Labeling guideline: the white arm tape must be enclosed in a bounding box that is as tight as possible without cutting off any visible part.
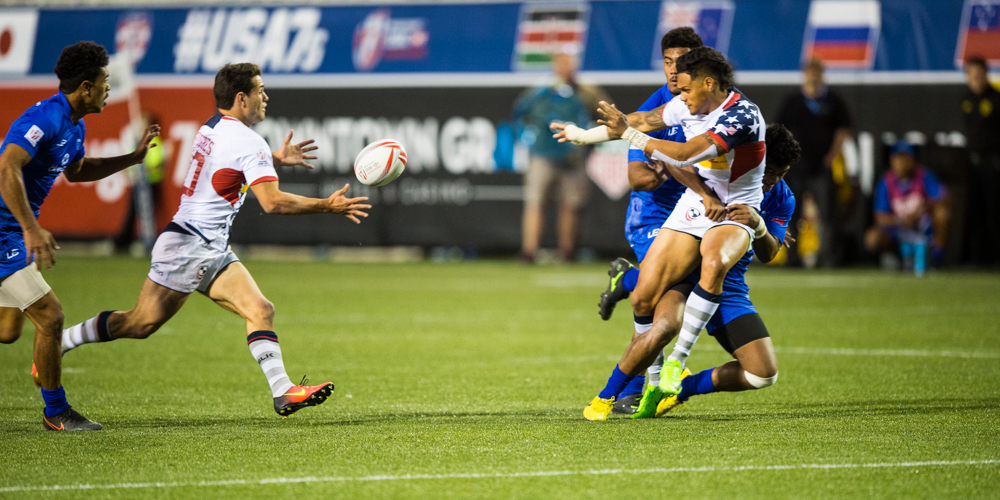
[562,124,610,145]
[650,144,719,168]
[621,127,651,151]
[754,214,768,239]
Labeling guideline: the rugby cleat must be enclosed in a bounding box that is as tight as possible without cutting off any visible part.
[611,393,642,415]
[273,376,335,417]
[43,407,103,431]
[599,258,635,320]
[631,383,664,419]
[659,359,686,396]
[583,396,616,421]
[31,362,40,388]
[655,368,693,417]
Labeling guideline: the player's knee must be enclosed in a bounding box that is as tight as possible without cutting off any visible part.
[630,291,656,316]
[0,329,20,344]
[744,370,778,389]
[134,321,162,339]
[250,298,274,324]
[700,255,731,284]
[35,310,64,337]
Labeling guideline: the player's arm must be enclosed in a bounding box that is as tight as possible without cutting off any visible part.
[250,181,371,223]
[628,160,667,191]
[63,124,160,182]
[271,130,317,169]
[550,103,669,145]
[724,205,783,263]
[0,144,58,268]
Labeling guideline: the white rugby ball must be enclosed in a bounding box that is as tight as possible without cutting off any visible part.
[354,139,407,186]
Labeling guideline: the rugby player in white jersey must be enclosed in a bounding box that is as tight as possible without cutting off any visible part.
[553,47,766,405]
[46,63,371,418]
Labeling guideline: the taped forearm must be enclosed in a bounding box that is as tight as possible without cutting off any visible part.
[649,144,719,168]
[561,124,610,145]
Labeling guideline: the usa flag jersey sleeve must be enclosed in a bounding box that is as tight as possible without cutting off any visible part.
[239,137,278,186]
[705,98,765,154]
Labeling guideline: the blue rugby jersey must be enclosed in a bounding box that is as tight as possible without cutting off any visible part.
[624,83,687,237]
[0,92,86,229]
[722,179,795,296]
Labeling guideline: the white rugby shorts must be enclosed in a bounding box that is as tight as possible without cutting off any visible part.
[147,224,239,294]
[0,262,51,310]
[663,198,755,247]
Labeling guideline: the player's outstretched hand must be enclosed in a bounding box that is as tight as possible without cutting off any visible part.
[133,124,161,163]
[275,130,319,169]
[327,184,371,224]
[783,232,796,248]
[24,225,59,270]
[596,101,628,139]
[550,122,570,142]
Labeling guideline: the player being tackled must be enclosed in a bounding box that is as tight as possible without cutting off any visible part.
[50,63,370,419]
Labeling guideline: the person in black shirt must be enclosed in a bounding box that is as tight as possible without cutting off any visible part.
[776,58,852,268]
[960,57,1000,267]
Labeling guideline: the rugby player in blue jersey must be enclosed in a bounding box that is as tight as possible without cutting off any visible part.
[591,27,703,413]
[588,124,800,419]
[0,42,159,430]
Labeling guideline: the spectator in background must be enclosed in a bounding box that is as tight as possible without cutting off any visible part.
[777,57,852,268]
[960,57,1000,267]
[513,48,609,262]
[865,141,949,275]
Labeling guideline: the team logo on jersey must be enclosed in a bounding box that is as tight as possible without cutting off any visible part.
[685,207,701,221]
[56,139,67,147]
[24,124,43,147]
[352,9,429,72]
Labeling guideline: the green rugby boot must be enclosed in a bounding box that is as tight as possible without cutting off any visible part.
[659,359,685,396]
[631,383,664,419]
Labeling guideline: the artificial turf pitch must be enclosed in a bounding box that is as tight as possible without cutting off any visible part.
[1,257,998,498]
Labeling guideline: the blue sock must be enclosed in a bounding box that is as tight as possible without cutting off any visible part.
[41,386,69,417]
[598,365,634,399]
[622,268,639,292]
[619,374,645,398]
[678,368,717,402]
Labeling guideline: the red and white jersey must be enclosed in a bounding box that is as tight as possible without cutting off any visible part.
[660,90,765,209]
[172,112,278,234]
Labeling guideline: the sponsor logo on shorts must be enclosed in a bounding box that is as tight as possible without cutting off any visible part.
[150,263,164,277]
[685,206,701,222]
[196,265,208,281]
[5,249,20,260]
[646,228,660,239]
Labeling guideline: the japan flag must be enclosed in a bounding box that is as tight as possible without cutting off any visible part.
[0,9,39,75]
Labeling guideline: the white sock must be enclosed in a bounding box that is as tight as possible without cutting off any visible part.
[61,311,115,355]
[668,285,722,366]
[248,331,295,397]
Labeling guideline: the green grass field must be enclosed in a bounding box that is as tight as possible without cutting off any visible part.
[1,257,999,498]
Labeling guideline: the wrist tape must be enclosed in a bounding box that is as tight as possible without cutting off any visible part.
[622,127,651,152]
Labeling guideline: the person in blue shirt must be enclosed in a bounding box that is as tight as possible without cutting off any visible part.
[588,27,702,413]
[864,140,950,274]
[585,124,800,420]
[0,41,159,431]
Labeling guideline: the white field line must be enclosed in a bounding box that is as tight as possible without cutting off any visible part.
[1,459,996,493]
[511,346,1000,364]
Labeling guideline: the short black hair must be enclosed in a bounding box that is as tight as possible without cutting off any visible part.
[54,41,109,94]
[214,63,262,109]
[661,27,703,53]
[765,124,801,169]
[965,56,988,72]
[676,46,734,91]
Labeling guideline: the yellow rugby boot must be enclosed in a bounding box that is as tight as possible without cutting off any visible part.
[583,396,616,421]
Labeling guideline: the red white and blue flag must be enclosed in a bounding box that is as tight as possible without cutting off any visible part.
[955,0,1000,68]
[802,0,881,69]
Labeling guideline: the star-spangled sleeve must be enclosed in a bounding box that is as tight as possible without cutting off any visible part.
[705,102,763,153]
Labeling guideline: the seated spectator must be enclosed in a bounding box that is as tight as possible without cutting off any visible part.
[865,141,950,274]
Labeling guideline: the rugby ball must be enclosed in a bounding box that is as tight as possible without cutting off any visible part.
[354,139,407,186]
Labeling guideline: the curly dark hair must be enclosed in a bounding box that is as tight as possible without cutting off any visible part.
[765,124,802,169]
[965,56,988,71]
[661,27,703,53]
[54,41,109,94]
[676,46,734,91]
[214,63,262,109]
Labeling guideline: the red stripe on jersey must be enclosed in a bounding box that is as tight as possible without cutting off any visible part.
[729,141,765,182]
[707,131,730,153]
[220,116,240,121]
[723,93,742,110]
[250,176,278,186]
[212,169,246,205]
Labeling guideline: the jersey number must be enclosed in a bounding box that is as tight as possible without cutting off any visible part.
[183,152,206,197]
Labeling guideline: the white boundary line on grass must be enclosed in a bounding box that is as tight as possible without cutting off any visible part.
[2,459,997,493]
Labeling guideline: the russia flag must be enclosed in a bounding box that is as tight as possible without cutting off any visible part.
[956,1,1000,66]
[802,0,881,69]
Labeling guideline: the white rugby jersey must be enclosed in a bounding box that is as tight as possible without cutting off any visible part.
[172,112,278,236]
[660,90,765,209]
